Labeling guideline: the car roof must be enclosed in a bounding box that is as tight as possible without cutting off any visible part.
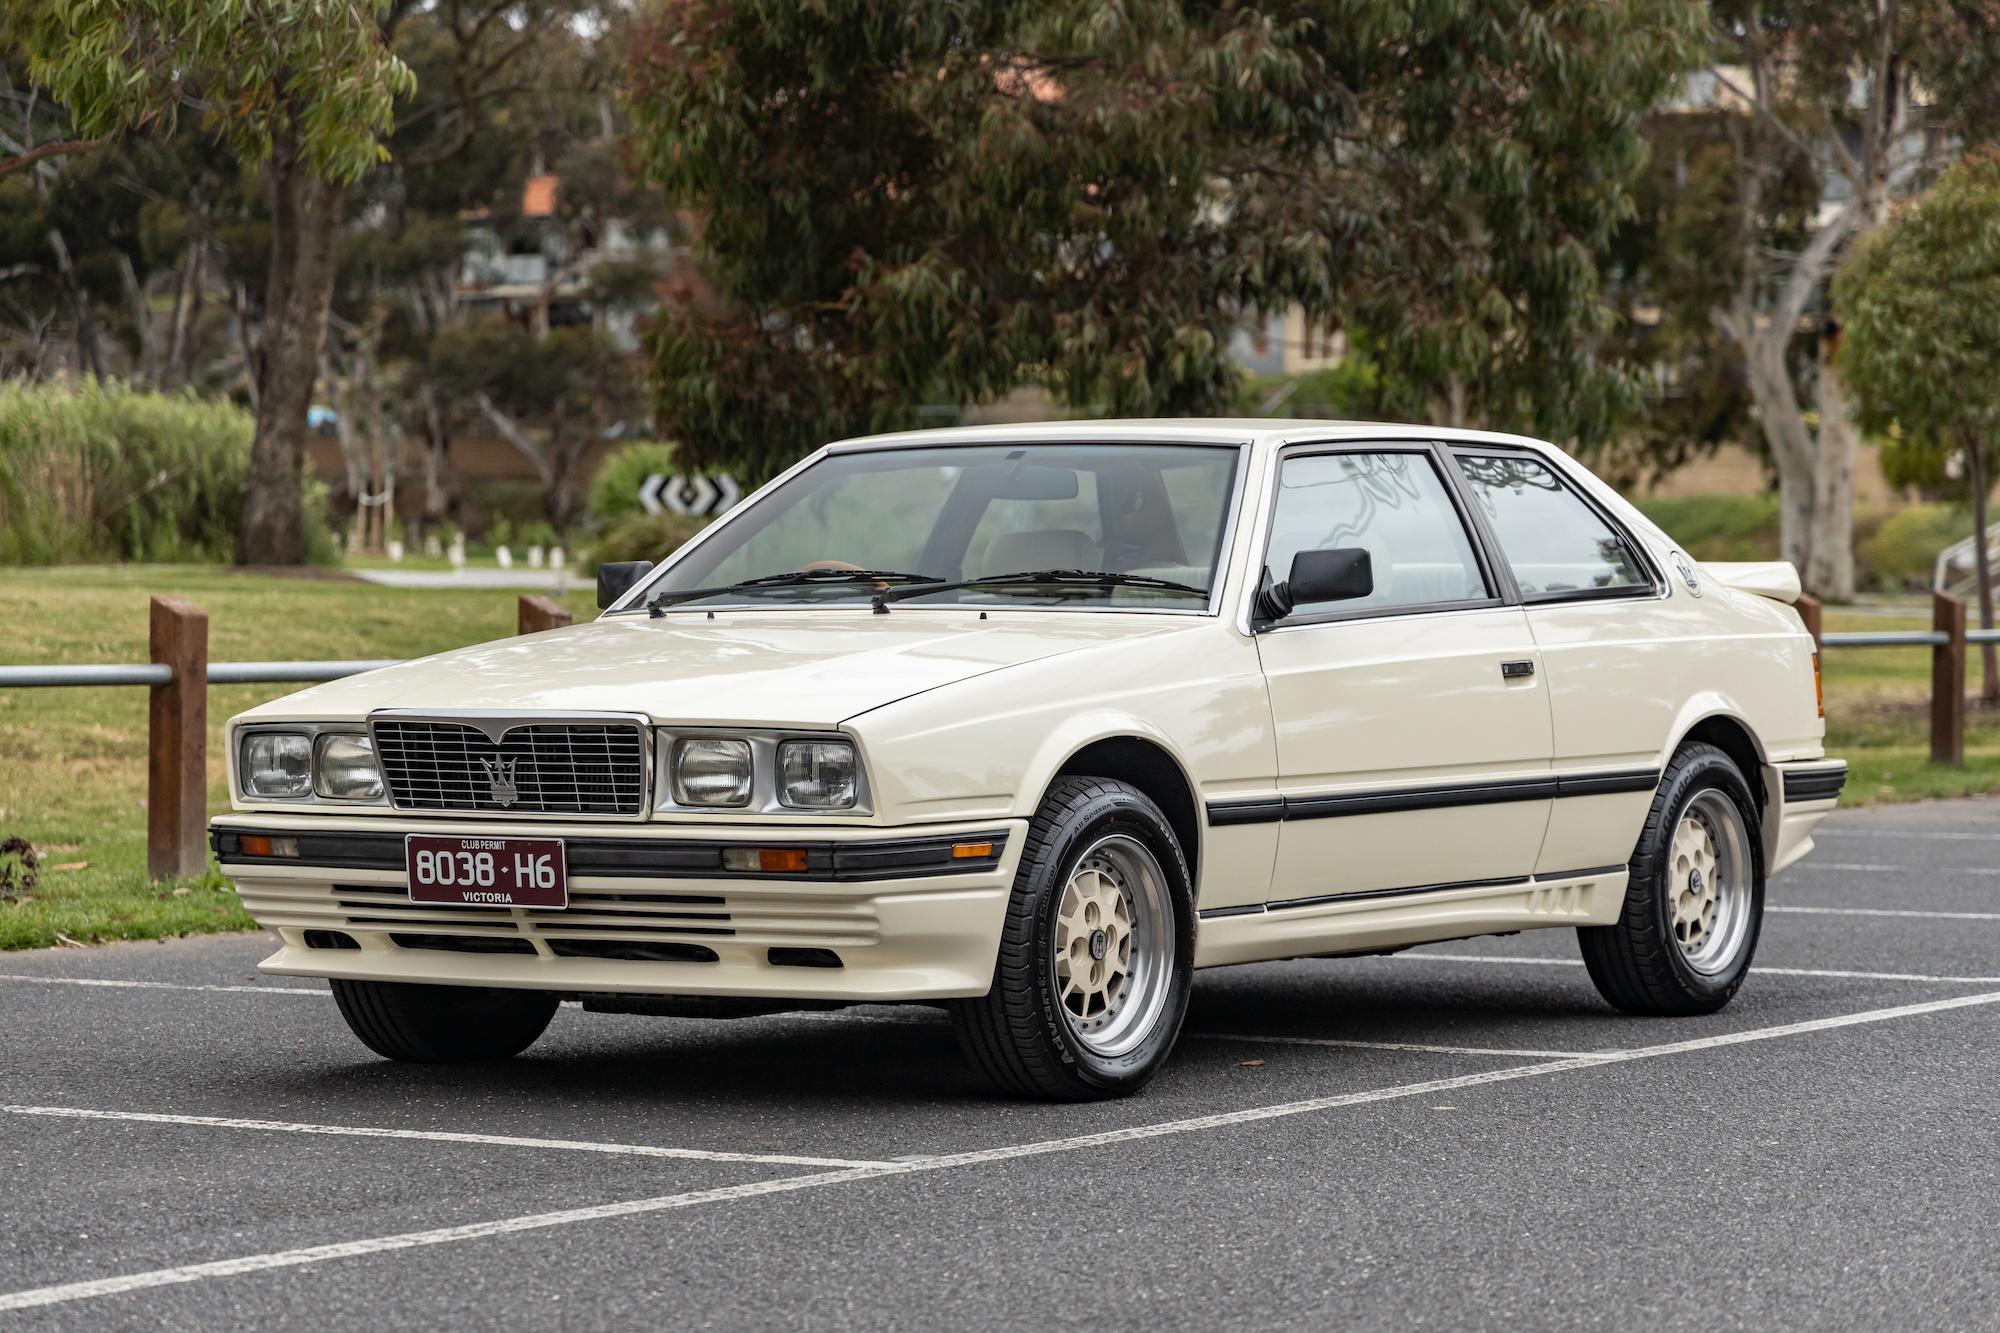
[826,418,1554,453]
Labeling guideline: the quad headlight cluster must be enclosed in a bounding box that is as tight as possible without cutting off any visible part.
[238,729,385,802]
[666,734,860,810]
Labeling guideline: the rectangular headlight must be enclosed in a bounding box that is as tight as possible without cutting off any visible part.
[313,733,383,800]
[240,732,311,799]
[779,740,858,809]
[672,737,753,807]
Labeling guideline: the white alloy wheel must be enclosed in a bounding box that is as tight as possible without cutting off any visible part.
[1667,788,1753,975]
[1049,833,1173,1058]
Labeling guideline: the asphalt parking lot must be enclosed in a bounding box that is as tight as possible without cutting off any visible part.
[5,799,2000,1330]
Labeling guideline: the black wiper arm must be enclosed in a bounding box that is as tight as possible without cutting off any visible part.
[870,568,1209,612]
[648,570,942,615]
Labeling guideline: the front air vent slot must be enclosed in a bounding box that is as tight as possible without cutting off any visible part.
[390,933,538,955]
[547,940,719,963]
[372,719,645,816]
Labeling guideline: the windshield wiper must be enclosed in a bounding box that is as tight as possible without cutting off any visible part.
[869,568,1209,613]
[648,570,942,615]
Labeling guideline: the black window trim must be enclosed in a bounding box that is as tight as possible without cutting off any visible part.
[1251,440,1514,632]
[1440,441,1667,607]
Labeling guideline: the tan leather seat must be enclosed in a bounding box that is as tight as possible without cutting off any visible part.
[978,529,1100,577]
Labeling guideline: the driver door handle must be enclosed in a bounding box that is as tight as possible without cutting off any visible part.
[1500,660,1535,679]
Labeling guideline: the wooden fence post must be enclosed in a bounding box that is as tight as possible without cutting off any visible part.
[1932,590,1968,767]
[148,595,208,881]
[517,594,573,635]
[1794,592,1823,654]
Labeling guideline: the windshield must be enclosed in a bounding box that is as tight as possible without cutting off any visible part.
[640,443,1241,610]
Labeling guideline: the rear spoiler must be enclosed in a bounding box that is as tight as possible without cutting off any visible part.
[1703,561,1802,604]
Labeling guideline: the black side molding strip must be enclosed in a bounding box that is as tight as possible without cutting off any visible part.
[1203,769,1660,827]
[1266,875,1530,913]
[1197,864,1626,920]
[1782,763,1848,803]
[210,827,1010,882]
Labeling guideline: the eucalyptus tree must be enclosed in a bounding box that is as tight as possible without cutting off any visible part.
[1836,152,2000,699]
[628,0,1704,481]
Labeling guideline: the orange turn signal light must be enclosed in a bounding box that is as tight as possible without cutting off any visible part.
[951,841,994,859]
[1812,652,1824,718]
[239,834,299,858]
[723,847,810,874]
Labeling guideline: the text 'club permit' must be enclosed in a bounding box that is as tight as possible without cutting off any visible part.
[406,834,566,909]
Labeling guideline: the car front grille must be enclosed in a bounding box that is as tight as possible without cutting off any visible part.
[372,719,646,816]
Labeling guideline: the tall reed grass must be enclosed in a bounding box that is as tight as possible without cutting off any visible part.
[0,381,253,564]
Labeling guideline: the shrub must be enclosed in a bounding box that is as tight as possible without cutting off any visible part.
[0,381,334,565]
[588,440,681,525]
[1635,493,1782,562]
[1866,503,1974,590]
[584,510,706,571]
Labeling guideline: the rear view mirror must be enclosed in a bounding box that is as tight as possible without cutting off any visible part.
[1255,548,1373,621]
[956,464,1081,502]
[597,560,655,609]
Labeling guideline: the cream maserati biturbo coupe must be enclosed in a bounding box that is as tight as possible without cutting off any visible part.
[211,422,1844,1100]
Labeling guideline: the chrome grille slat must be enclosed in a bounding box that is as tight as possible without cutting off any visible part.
[373,719,644,816]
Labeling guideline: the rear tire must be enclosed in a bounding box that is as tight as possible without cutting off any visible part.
[1578,742,1764,1016]
[330,979,558,1062]
[950,777,1194,1101]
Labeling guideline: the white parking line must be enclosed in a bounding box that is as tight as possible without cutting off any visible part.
[1184,1033,1608,1059]
[1769,905,2000,922]
[0,974,323,997]
[1815,830,2000,841]
[1398,953,2000,983]
[0,1105,891,1170]
[7,989,1999,1313]
[1784,864,2000,875]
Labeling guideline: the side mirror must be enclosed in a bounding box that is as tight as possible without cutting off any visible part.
[597,560,655,609]
[1255,548,1373,621]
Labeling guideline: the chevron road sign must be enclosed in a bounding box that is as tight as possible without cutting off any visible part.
[638,474,741,518]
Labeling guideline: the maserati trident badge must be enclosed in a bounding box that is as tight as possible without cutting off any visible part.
[480,754,519,807]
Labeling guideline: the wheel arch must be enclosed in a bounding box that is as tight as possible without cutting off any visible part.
[1669,708,1772,848]
[1049,735,1203,886]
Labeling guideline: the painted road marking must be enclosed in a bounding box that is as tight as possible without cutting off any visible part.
[1185,1033,1610,1059]
[0,974,323,997]
[1769,905,2000,922]
[1397,953,2000,983]
[6,990,1999,1313]
[0,1105,892,1170]
[1814,830,2000,842]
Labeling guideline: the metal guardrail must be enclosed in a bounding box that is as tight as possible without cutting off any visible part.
[1821,630,2000,648]
[0,661,400,688]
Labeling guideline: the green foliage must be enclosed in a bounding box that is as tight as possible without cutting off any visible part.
[0,382,253,564]
[629,0,1703,480]
[1635,493,1782,562]
[588,441,680,525]
[18,0,413,185]
[1864,504,1975,589]
[1837,152,2000,472]
[584,510,706,570]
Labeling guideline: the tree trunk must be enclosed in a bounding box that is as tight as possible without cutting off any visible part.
[1802,348,1858,600]
[1967,430,1998,703]
[419,383,458,528]
[46,228,105,383]
[238,158,345,566]
[116,251,157,385]
[165,240,200,389]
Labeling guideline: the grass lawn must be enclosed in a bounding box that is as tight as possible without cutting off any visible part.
[1818,605,2000,805]
[0,570,1991,952]
[0,566,598,951]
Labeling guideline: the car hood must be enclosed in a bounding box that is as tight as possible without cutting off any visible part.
[239,610,1184,728]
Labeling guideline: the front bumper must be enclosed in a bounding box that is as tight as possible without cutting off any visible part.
[211,814,1024,1001]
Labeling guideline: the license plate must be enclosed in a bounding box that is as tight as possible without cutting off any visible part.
[406,835,566,909]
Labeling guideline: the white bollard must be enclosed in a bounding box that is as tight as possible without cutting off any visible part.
[528,545,545,569]
[387,539,405,562]
[497,545,513,569]
[448,539,466,569]
[550,547,566,571]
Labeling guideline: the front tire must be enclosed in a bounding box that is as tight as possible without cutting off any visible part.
[330,979,558,1062]
[1579,742,1764,1016]
[950,777,1194,1101]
